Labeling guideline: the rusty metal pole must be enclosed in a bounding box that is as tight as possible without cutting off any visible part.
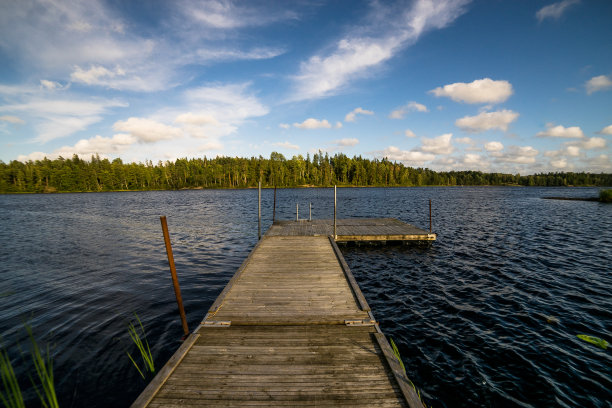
[429,199,432,233]
[273,185,277,223]
[258,180,261,240]
[160,216,189,337]
[334,185,337,239]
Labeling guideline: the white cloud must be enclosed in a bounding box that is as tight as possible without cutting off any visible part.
[494,146,539,164]
[586,75,612,94]
[455,137,473,144]
[536,0,580,22]
[463,153,482,164]
[175,112,219,126]
[272,141,300,150]
[430,78,513,104]
[597,124,612,135]
[421,133,454,154]
[389,101,428,119]
[335,138,359,147]
[565,145,580,156]
[335,121,343,129]
[71,65,124,85]
[17,133,135,161]
[345,107,374,122]
[550,158,568,169]
[0,97,127,142]
[375,146,435,165]
[405,129,416,138]
[291,0,469,100]
[536,123,584,138]
[194,47,285,62]
[484,141,504,152]
[0,115,25,124]
[279,123,291,129]
[455,109,519,132]
[113,117,183,143]
[186,0,297,29]
[293,118,332,129]
[40,80,66,91]
[576,136,606,150]
[183,83,269,123]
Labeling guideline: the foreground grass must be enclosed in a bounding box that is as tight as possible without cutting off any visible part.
[0,348,24,408]
[126,314,155,379]
[1,326,58,408]
[599,189,612,203]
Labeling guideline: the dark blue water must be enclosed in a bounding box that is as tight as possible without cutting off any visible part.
[0,187,610,407]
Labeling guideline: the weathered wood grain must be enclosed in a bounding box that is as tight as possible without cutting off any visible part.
[135,224,426,407]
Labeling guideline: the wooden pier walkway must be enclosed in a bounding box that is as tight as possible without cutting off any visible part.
[132,221,428,407]
[267,218,436,242]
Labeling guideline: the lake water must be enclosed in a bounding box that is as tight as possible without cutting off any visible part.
[0,187,610,407]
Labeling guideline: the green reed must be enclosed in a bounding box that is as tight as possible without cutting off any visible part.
[390,337,429,408]
[26,325,58,408]
[126,314,155,379]
[599,189,612,203]
[0,347,25,408]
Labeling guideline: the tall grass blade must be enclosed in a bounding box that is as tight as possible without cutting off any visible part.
[0,347,25,408]
[126,313,155,378]
[25,325,58,408]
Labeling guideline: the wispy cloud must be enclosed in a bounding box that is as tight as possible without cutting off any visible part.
[334,138,359,147]
[536,0,580,22]
[0,95,127,142]
[272,141,300,150]
[389,102,428,119]
[291,0,470,100]
[0,115,25,124]
[345,107,374,122]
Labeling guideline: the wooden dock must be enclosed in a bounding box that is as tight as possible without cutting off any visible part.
[267,218,436,242]
[132,221,428,407]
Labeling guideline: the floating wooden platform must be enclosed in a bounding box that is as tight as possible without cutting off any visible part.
[132,221,428,407]
[267,218,436,242]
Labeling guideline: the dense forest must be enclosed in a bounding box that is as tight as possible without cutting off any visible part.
[1,152,611,193]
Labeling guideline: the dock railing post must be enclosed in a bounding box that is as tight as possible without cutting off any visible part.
[272,185,276,223]
[258,180,261,240]
[429,199,432,233]
[309,202,312,221]
[334,185,337,239]
[160,216,189,338]
[296,203,299,221]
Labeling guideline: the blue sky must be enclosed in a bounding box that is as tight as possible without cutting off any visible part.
[1,0,611,174]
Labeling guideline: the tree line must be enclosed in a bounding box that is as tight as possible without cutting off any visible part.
[1,152,611,193]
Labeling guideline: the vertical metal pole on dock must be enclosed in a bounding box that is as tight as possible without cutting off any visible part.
[309,202,312,221]
[160,216,189,337]
[334,185,337,239]
[296,203,299,221]
[273,185,276,223]
[258,181,261,240]
[429,199,432,233]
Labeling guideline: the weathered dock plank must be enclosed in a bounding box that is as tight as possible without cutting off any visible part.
[266,218,436,242]
[133,220,426,408]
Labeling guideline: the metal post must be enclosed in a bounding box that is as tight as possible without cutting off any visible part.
[429,199,432,233]
[273,185,277,223]
[258,181,261,240]
[160,216,189,337]
[334,185,337,239]
[296,203,299,221]
[309,202,312,221]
